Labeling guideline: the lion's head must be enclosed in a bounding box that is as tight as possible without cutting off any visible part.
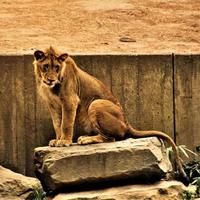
[33,47,68,88]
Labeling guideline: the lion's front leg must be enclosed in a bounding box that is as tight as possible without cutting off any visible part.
[47,103,62,147]
[56,98,79,147]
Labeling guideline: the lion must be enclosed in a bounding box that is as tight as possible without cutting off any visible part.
[33,46,189,185]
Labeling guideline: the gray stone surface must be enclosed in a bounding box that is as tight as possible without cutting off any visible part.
[0,165,42,200]
[34,138,172,191]
[53,180,186,200]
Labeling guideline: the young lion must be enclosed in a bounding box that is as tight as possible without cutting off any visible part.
[33,47,189,185]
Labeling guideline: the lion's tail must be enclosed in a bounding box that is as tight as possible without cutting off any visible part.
[126,124,189,186]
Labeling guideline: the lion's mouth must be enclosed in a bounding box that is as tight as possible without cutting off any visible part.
[43,80,60,88]
[43,80,53,86]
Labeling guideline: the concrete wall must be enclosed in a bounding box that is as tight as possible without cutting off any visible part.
[174,55,200,152]
[0,54,199,176]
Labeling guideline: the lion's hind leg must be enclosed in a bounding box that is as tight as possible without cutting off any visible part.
[77,99,127,145]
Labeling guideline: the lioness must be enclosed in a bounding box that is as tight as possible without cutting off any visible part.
[33,47,189,185]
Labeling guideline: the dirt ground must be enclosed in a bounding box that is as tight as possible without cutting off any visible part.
[0,0,199,54]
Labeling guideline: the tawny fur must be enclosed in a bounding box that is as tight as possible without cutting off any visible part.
[33,47,189,185]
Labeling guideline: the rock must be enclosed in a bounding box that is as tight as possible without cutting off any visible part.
[119,36,136,42]
[0,165,42,200]
[34,138,172,192]
[53,180,187,200]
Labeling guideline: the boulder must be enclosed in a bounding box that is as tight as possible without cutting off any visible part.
[53,180,187,200]
[34,138,172,192]
[0,165,42,200]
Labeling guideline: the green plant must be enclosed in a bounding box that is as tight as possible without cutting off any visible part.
[184,161,200,182]
[167,145,198,161]
[193,177,200,196]
[33,189,47,200]
[167,144,200,199]
[185,161,200,198]
[182,190,195,200]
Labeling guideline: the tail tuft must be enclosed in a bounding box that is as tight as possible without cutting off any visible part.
[178,174,190,186]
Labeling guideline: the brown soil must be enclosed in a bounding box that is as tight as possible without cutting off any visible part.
[0,0,199,54]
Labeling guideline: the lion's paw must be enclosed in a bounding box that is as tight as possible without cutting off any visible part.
[77,136,93,145]
[56,139,71,147]
[49,139,57,147]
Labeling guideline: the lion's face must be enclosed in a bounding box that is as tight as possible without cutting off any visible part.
[35,55,62,88]
[33,48,68,88]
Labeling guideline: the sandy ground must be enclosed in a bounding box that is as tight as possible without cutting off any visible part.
[0,0,199,54]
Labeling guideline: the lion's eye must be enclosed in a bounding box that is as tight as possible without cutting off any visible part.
[55,65,60,73]
[42,64,49,72]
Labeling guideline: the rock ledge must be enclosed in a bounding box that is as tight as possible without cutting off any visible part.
[54,180,187,200]
[34,138,172,192]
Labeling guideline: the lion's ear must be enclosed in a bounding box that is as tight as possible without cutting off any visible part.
[34,50,45,61]
[58,53,68,62]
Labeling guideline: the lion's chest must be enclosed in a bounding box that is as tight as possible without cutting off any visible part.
[41,87,62,109]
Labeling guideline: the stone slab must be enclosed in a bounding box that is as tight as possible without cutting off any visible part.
[54,180,187,200]
[34,138,172,191]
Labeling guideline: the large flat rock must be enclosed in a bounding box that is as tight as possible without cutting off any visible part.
[34,138,172,192]
[0,166,42,200]
[54,180,187,200]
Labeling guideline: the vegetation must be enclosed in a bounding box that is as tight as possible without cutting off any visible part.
[167,145,198,161]
[167,145,200,200]
[182,190,195,200]
[33,189,47,200]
